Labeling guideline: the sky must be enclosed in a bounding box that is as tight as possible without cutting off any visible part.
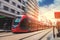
[38,0,54,6]
[37,0,60,25]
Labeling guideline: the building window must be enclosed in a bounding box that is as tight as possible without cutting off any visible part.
[17,11,20,15]
[22,0,26,5]
[18,0,21,2]
[3,6,9,11]
[4,0,9,2]
[12,2,16,6]
[0,2,1,8]
[0,2,1,6]
[17,5,21,8]
[10,9,15,13]
[22,6,25,11]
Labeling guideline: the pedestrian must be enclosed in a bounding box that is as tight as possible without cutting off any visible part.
[3,22,7,32]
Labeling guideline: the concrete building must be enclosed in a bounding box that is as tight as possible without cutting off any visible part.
[0,0,26,30]
[0,0,39,30]
[26,0,39,19]
[0,0,26,18]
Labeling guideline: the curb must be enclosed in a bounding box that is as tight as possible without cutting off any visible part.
[0,30,11,33]
[0,31,5,33]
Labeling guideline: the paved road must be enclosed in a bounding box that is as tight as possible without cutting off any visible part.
[42,28,60,40]
[51,28,60,40]
[0,28,52,40]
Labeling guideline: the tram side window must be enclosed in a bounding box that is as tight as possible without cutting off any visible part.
[20,18,28,30]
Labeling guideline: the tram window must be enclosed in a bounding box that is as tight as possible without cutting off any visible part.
[14,17,21,25]
[20,18,28,30]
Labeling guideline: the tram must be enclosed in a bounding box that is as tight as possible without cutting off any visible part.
[11,15,50,33]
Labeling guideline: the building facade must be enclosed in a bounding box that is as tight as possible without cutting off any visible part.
[0,0,39,30]
[0,0,26,30]
[26,0,39,19]
[0,0,26,18]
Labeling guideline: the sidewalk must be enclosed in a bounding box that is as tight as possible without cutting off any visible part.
[49,28,60,40]
[0,29,11,33]
[53,37,60,40]
[43,28,59,40]
[52,28,60,40]
[0,29,5,32]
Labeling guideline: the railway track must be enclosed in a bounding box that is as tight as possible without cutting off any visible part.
[0,28,52,40]
[19,29,52,40]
